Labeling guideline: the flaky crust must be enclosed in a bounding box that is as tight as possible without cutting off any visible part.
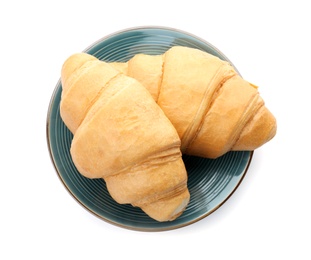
[60,54,119,134]
[60,54,190,222]
[117,46,277,158]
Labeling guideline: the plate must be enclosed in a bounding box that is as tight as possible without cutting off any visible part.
[46,26,253,231]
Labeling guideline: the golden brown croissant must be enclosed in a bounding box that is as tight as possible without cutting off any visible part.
[110,46,277,158]
[60,53,190,222]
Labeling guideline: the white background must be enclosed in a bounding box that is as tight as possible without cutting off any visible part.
[1,0,310,259]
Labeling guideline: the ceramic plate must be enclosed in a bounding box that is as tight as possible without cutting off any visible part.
[47,26,253,231]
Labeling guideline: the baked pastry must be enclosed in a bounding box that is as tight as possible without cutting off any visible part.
[60,53,190,222]
[111,46,277,158]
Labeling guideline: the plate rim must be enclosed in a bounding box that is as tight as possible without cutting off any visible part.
[82,25,240,74]
[46,26,253,232]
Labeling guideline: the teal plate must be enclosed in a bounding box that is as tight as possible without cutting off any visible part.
[47,27,253,231]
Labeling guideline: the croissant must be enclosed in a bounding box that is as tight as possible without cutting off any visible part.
[111,46,277,158]
[60,53,190,222]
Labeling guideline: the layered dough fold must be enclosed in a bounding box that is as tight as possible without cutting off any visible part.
[111,46,277,158]
[60,54,190,222]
